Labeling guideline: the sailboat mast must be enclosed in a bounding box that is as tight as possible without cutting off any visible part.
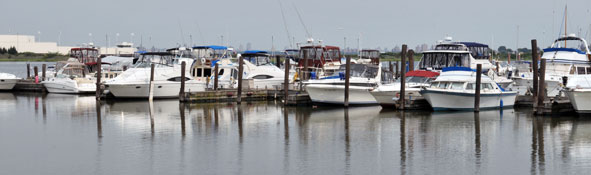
[565,5,568,47]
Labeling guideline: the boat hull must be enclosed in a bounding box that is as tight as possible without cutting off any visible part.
[42,80,96,94]
[0,79,18,90]
[565,90,591,113]
[107,81,205,98]
[421,89,517,111]
[306,84,377,105]
[369,88,423,107]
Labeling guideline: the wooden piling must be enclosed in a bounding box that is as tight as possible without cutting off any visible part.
[303,53,309,81]
[344,56,351,107]
[507,52,511,64]
[531,40,539,99]
[275,56,281,68]
[284,57,290,105]
[475,64,482,112]
[395,61,399,78]
[237,55,244,104]
[389,61,393,73]
[26,63,30,79]
[214,62,219,90]
[495,62,499,75]
[537,59,546,113]
[399,45,407,110]
[180,61,186,99]
[96,57,102,100]
[408,50,414,72]
[42,64,46,81]
[33,66,38,81]
[149,63,155,102]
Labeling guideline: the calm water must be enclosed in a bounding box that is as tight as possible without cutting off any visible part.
[1,92,591,175]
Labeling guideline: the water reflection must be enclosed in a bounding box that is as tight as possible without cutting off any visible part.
[2,93,591,174]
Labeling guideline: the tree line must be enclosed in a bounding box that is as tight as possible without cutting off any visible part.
[0,47,18,55]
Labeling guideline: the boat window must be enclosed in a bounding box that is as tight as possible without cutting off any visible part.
[252,75,274,79]
[204,68,212,77]
[481,83,493,90]
[430,82,439,88]
[577,67,586,75]
[167,77,191,82]
[231,69,238,79]
[218,69,224,75]
[466,83,474,90]
[450,82,464,90]
[338,64,379,78]
[587,67,591,74]
[197,68,203,77]
[438,82,449,89]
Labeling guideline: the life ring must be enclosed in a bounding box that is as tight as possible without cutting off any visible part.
[201,58,206,64]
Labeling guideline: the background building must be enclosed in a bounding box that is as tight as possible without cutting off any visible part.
[0,34,73,54]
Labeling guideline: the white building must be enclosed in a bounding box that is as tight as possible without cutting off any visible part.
[0,34,73,54]
[98,42,137,56]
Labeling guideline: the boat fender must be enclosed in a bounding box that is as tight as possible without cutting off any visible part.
[500,99,503,108]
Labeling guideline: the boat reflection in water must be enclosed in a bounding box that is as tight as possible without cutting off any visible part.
[3,92,591,174]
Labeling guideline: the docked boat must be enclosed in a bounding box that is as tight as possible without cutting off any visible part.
[370,70,439,107]
[512,34,591,97]
[41,61,96,94]
[104,51,206,98]
[190,45,237,89]
[305,63,381,105]
[564,75,591,113]
[0,73,20,90]
[297,40,342,80]
[240,50,287,89]
[420,67,517,111]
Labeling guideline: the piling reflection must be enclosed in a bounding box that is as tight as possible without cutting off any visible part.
[474,112,481,169]
[179,102,186,136]
[344,109,351,175]
[400,111,406,175]
[96,100,102,139]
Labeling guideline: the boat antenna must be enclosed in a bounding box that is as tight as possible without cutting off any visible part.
[565,4,567,47]
[195,21,205,45]
[292,3,312,39]
[178,20,186,47]
[277,0,293,48]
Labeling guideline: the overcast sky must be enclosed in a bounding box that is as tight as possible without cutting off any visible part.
[1,0,590,50]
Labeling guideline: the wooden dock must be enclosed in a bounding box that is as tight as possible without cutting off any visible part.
[181,89,310,104]
[12,80,46,92]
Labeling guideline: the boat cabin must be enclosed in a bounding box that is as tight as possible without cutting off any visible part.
[242,50,272,66]
[298,45,341,68]
[54,61,90,79]
[190,45,231,82]
[133,52,175,68]
[70,48,99,64]
[419,42,490,70]
[359,49,381,65]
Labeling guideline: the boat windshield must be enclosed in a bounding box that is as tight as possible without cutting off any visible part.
[300,47,323,60]
[338,64,379,78]
[244,55,272,66]
[419,53,470,69]
[405,76,432,84]
[57,64,87,78]
[551,37,589,52]
[194,48,228,59]
[133,54,173,68]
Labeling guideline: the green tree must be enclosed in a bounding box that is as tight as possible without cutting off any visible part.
[497,46,507,53]
[0,47,5,54]
[7,46,18,55]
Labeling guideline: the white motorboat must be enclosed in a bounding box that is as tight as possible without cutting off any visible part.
[420,67,517,111]
[240,50,287,89]
[563,75,591,113]
[189,45,242,89]
[370,70,439,107]
[305,63,381,105]
[297,40,343,80]
[105,52,206,98]
[0,73,20,90]
[512,34,591,97]
[42,61,96,94]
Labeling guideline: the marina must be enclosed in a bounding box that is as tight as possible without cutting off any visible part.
[3,0,591,174]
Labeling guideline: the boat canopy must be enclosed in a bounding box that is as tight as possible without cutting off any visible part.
[442,67,475,72]
[547,36,590,54]
[337,64,379,79]
[406,70,440,77]
[242,51,271,66]
[193,45,228,50]
[419,52,470,70]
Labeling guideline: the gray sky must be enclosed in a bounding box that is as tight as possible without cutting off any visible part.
[1,0,590,50]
